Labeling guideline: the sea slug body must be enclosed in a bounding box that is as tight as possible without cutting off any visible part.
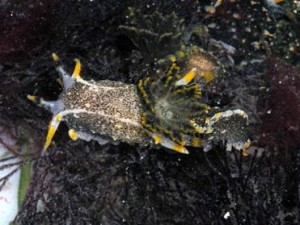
[28,53,250,154]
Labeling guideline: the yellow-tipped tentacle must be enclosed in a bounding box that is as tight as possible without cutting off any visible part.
[191,137,201,147]
[150,132,189,154]
[27,95,38,103]
[72,59,81,79]
[175,68,197,86]
[68,129,78,141]
[43,114,63,151]
[52,53,60,62]
[168,55,177,63]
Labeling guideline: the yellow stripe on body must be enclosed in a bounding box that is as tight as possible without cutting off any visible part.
[164,75,173,87]
[166,62,180,77]
[138,80,155,112]
[189,119,213,134]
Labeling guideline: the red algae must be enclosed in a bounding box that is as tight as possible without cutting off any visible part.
[0,0,59,63]
[260,57,300,152]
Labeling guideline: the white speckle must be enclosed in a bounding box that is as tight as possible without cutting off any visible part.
[232,13,241,20]
[65,219,71,225]
[229,27,236,33]
[267,110,272,114]
[224,211,230,219]
[263,30,273,37]
[208,23,217,28]
[245,27,251,33]
[36,199,45,213]
[223,110,233,117]
[265,0,279,7]
[218,41,236,54]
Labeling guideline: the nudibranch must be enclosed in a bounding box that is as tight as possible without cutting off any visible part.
[138,57,250,153]
[28,53,250,154]
[28,53,148,152]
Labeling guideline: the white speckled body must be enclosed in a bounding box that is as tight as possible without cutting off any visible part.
[59,80,148,145]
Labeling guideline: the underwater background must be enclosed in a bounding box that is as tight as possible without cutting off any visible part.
[0,0,300,224]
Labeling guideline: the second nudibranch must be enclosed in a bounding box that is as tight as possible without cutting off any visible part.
[28,54,250,154]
